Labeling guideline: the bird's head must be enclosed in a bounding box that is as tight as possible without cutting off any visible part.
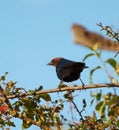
[47,57,63,67]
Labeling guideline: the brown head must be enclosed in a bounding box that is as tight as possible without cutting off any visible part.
[47,57,63,67]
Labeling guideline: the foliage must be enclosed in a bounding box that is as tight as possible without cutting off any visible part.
[0,24,119,130]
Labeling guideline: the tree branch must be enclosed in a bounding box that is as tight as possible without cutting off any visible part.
[6,83,119,99]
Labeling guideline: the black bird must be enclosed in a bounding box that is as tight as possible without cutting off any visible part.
[48,57,88,86]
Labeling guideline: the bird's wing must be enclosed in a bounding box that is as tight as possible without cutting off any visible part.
[63,62,85,70]
[56,59,85,79]
[60,62,83,76]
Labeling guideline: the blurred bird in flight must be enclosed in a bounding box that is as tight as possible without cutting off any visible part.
[48,57,88,88]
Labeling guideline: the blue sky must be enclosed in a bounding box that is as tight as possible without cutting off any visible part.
[0,0,119,129]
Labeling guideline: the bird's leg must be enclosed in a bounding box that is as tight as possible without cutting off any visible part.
[60,80,63,85]
[58,80,67,89]
[58,80,63,89]
[79,77,85,89]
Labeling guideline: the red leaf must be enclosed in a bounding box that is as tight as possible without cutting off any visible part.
[0,104,8,113]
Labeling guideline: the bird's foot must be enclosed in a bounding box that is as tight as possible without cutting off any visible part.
[82,83,86,91]
[79,78,86,90]
[58,83,68,89]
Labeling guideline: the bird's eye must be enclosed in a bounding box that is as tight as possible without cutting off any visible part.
[52,59,56,63]
[51,60,54,63]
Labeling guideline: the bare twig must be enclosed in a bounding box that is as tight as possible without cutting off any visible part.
[71,100,84,121]
[97,23,119,42]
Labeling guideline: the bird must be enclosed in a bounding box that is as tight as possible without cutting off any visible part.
[48,57,88,87]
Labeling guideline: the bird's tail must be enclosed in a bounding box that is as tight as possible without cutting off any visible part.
[77,62,88,69]
[84,65,89,68]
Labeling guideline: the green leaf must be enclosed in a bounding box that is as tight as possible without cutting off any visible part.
[96,92,102,101]
[105,26,111,30]
[82,53,95,61]
[37,86,43,91]
[5,72,8,75]
[22,120,32,129]
[29,90,36,95]
[116,120,119,127]
[106,58,119,75]
[7,121,16,127]
[56,117,61,123]
[96,101,105,116]
[90,91,102,105]
[58,84,68,88]
[93,44,98,51]
[0,72,9,81]
[90,99,94,106]
[108,109,115,117]
[88,44,99,52]
[64,93,73,100]
[90,66,101,84]
[1,76,5,81]
[39,93,51,101]
[83,99,86,108]
[106,58,117,69]
[60,103,64,109]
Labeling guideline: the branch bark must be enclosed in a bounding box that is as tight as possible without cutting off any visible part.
[7,83,119,99]
[72,24,119,51]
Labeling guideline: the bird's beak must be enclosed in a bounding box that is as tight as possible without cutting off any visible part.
[47,62,52,65]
